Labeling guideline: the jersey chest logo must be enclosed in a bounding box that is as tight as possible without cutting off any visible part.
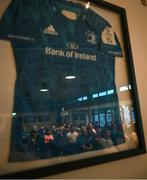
[67,42,79,50]
[43,25,58,35]
[85,31,97,45]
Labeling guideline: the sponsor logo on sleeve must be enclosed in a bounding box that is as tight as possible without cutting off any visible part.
[8,34,35,41]
[102,26,117,45]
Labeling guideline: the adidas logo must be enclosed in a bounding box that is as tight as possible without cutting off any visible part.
[43,25,58,35]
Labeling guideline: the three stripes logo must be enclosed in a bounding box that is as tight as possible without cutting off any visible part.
[43,25,58,35]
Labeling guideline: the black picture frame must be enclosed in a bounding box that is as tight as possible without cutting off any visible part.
[0,0,146,178]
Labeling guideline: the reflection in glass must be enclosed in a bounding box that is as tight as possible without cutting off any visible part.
[0,0,138,163]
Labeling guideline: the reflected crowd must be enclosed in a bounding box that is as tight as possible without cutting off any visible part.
[16,121,125,159]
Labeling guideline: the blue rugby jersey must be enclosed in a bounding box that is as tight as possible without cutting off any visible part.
[0,0,122,112]
[0,0,124,161]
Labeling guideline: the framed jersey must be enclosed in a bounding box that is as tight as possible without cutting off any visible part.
[0,0,146,178]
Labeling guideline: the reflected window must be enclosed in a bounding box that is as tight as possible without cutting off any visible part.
[123,106,131,127]
[79,111,87,121]
[99,91,107,97]
[107,89,114,95]
[106,109,112,124]
[83,96,88,101]
[99,114,105,127]
[93,110,99,124]
[72,112,78,122]
[92,93,99,98]
[78,97,83,101]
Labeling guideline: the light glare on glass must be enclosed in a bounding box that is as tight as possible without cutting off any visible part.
[120,85,128,92]
[83,96,88,100]
[92,93,99,98]
[65,76,76,79]
[107,89,114,95]
[86,2,90,9]
[12,112,16,116]
[99,91,107,97]
[40,89,48,92]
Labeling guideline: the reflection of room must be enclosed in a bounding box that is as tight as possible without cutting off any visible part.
[18,82,136,142]
[0,0,146,177]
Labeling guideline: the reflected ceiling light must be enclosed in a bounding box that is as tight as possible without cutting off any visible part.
[65,75,76,80]
[86,2,90,9]
[40,80,48,92]
[120,86,128,92]
[40,88,48,92]
[129,84,132,90]
[12,112,16,116]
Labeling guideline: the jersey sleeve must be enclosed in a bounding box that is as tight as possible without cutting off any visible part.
[0,0,36,42]
[0,0,20,40]
[85,8,123,57]
[100,25,123,57]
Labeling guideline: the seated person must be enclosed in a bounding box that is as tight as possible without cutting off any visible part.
[66,127,79,144]
[98,128,113,149]
[76,128,93,153]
